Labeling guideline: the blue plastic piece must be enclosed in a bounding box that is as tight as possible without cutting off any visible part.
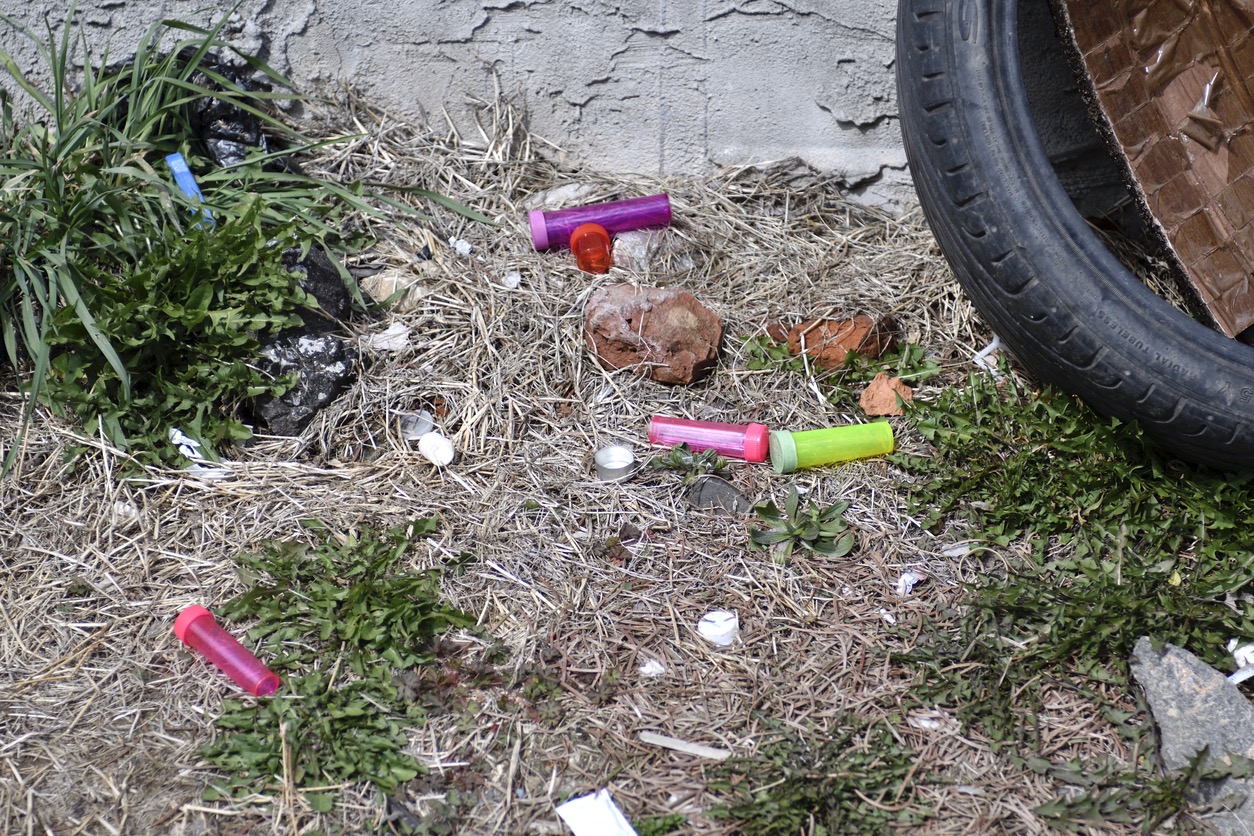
[165,152,213,226]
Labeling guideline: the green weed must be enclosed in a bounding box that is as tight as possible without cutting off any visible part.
[750,484,856,564]
[708,717,929,834]
[894,371,1254,827]
[649,442,731,483]
[0,8,485,471]
[199,517,476,801]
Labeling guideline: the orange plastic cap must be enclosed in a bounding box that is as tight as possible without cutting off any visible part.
[570,222,611,274]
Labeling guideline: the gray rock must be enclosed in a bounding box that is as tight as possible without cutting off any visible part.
[1131,636,1254,833]
[686,477,752,515]
[252,333,358,437]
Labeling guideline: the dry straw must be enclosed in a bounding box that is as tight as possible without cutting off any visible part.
[0,89,1134,834]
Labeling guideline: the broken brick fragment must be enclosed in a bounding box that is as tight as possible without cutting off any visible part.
[787,314,898,369]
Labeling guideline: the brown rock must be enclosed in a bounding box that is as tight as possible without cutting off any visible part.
[763,317,793,344]
[787,314,898,369]
[584,284,723,385]
[860,372,913,416]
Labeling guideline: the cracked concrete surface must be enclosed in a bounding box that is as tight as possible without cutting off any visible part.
[0,0,910,204]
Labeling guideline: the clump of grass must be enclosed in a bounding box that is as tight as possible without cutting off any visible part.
[894,371,1254,826]
[198,517,476,807]
[0,8,484,470]
[707,717,929,833]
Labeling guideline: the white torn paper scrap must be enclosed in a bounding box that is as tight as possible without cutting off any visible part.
[500,271,522,289]
[366,322,411,352]
[449,237,473,257]
[879,608,897,625]
[638,658,666,677]
[697,610,739,646]
[896,569,928,598]
[555,788,638,836]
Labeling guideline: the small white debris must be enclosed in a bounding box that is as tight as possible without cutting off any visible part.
[1229,638,1254,669]
[112,500,139,522]
[418,432,455,466]
[638,731,731,761]
[879,608,897,625]
[697,610,739,646]
[942,543,973,558]
[449,237,473,257]
[896,569,928,598]
[638,658,667,677]
[555,788,637,836]
[186,463,232,481]
[365,322,411,352]
[973,334,1005,379]
[399,410,435,442]
[168,427,207,460]
[500,271,522,289]
[906,709,957,733]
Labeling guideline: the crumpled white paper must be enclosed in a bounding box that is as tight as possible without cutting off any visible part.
[555,788,638,836]
[895,569,928,598]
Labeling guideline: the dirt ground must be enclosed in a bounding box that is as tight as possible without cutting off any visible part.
[0,96,1136,834]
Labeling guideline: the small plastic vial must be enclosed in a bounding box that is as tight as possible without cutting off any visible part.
[529,193,672,251]
[570,223,612,273]
[648,415,770,462]
[174,605,280,696]
[768,423,894,473]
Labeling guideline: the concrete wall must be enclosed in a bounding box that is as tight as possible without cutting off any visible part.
[0,1,909,205]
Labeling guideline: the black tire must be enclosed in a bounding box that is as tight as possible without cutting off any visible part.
[896,0,1254,469]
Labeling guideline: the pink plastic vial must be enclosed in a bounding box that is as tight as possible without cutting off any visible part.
[174,605,280,696]
[529,193,672,251]
[648,415,770,463]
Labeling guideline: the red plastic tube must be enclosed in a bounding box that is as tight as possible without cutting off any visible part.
[648,415,770,462]
[174,605,280,696]
[529,193,671,250]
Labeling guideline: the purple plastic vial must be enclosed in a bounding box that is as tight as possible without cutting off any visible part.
[529,193,672,250]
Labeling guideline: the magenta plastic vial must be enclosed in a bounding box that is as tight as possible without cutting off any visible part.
[174,605,280,697]
[648,415,770,463]
[529,193,672,251]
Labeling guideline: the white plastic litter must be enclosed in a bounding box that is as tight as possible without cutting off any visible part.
[112,500,139,521]
[449,237,473,257]
[555,788,638,836]
[942,543,973,558]
[418,432,455,466]
[500,271,522,289]
[169,427,207,460]
[896,569,928,598]
[697,610,739,646]
[879,608,897,625]
[1229,638,1254,668]
[638,658,666,677]
[972,334,1005,379]
[169,427,233,479]
[399,410,435,442]
[366,322,411,352]
[1228,639,1254,684]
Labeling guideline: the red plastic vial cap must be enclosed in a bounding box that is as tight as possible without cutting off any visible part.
[174,604,213,643]
[742,423,770,463]
[570,223,612,274]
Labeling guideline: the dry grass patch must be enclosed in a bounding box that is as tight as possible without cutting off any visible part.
[0,92,1140,835]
